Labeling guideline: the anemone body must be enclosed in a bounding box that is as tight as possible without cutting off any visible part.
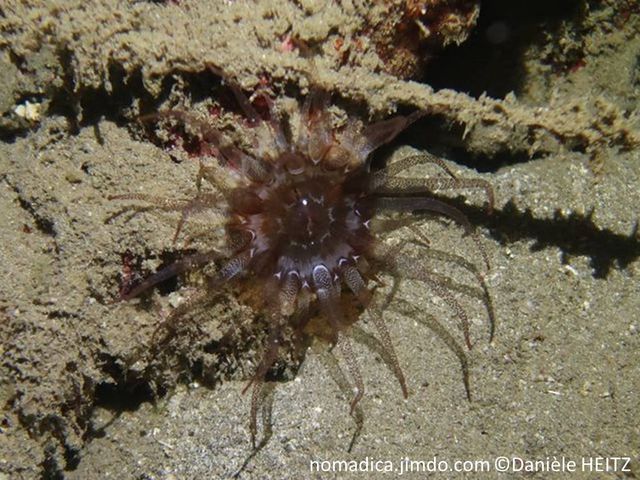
[113,80,495,446]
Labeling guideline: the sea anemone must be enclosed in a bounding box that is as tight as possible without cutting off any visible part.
[110,76,495,446]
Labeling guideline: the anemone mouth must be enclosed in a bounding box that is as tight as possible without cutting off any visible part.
[228,162,374,290]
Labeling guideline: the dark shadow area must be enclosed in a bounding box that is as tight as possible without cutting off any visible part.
[40,445,65,480]
[373,114,541,173]
[45,58,225,138]
[453,196,639,279]
[423,0,585,98]
[444,146,536,174]
[14,194,57,237]
[92,380,157,413]
[31,415,82,476]
[93,353,160,412]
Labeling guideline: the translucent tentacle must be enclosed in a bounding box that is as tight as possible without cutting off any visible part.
[368,302,408,398]
[360,110,425,160]
[150,287,218,348]
[315,348,364,452]
[373,177,495,215]
[279,270,301,316]
[340,264,371,305]
[386,252,474,350]
[120,250,221,300]
[249,380,264,449]
[108,193,217,211]
[215,249,253,283]
[312,264,343,332]
[227,82,263,127]
[374,196,490,270]
[109,192,226,244]
[341,253,408,398]
[252,93,290,154]
[245,320,282,447]
[408,241,496,342]
[338,334,364,414]
[229,149,271,183]
[243,275,288,447]
[394,298,472,401]
[142,110,271,182]
[374,196,473,234]
[298,89,332,163]
[312,264,364,413]
[374,153,458,182]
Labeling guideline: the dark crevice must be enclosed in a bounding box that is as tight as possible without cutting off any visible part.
[17,197,56,236]
[47,61,222,133]
[422,0,586,98]
[93,354,160,412]
[62,445,81,472]
[92,380,158,412]
[51,46,80,135]
[5,182,57,237]
[379,115,544,173]
[47,310,80,320]
[137,249,186,297]
[1,45,227,141]
[31,414,81,477]
[443,147,535,174]
[40,445,64,480]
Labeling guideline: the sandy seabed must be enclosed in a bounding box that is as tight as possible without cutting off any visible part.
[1,1,639,478]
